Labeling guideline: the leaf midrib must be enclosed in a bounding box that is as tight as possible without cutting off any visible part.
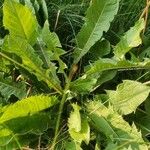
[10,0,28,40]
[76,0,113,63]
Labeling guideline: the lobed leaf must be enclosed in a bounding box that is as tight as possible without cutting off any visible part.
[41,21,67,73]
[86,101,148,149]
[0,95,58,123]
[1,36,62,94]
[68,104,90,145]
[114,19,145,59]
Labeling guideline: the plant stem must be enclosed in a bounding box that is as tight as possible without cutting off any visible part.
[50,64,78,149]
[50,88,69,150]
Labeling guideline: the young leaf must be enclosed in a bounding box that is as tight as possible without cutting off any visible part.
[68,104,81,132]
[71,70,117,94]
[70,75,97,94]
[73,0,120,64]
[68,104,90,145]
[86,101,148,149]
[114,19,145,59]
[107,80,150,115]
[0,95,58,123]
[0,73,26,101]
[3,0,38,44]
[41,21,67,73]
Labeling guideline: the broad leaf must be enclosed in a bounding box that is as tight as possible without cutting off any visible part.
[107,80,150,115]
[5,113,50,134]
[0,113,51,146]
[1,36,62,94]
[114,19,145,59]
[0,95,58,147]
[73,0,120,64]
[0,95,58,123]
[86,101,148,149]
[3,0,38,44]
[2,0,62,94]
[0,73,26,101]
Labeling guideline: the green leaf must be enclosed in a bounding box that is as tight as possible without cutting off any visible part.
[70,75,97,94]
[0,57,9,73]
[145,97,150,115]
[41,21,67,73]
[3,0,38,44]
[107,80,150,115]
[68,104,81,132]
[92,71,117,91]
[35,23,61,85]
[86,101,148,149]
[73,0,120,64]
[24,0,36,14]
[0,113,51,146]
[105,142,118,150]
[2,0,62,93]
[0,95,58,123]
[65,140,82,150]
[71,58,150,94]
[114,19,145,59]
[68,104,90,145]
[85,58,150,75]
[0,73,26,101]
[1,36,62,94]
[135,115,150,137]
[4,113,51,134]
[37,0,48,21]
[89,39,111,60]
[0,95,58,147]
[140,47,150,59]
